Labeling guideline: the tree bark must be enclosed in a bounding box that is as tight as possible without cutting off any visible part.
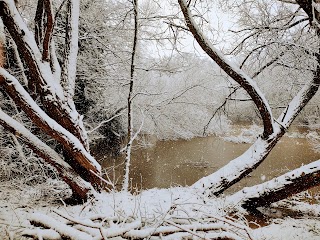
[227,159,320,210]
[0,68,102,190]
[0,1,89,149]
[0,109,93,201]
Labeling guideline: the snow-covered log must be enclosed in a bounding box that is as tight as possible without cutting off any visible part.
[227,159,320,210]
[29,213,93,240]
[0,0,89,149]
[0,68,102,189]
[0,109,93,201]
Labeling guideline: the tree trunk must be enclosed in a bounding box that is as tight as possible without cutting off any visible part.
[0,68,102,190]
[0,109,92,201]
[123,0,138,192]
[0,1,103,197]
[227,159,320,210]
[179,0,320,197]
[0,1,89,149]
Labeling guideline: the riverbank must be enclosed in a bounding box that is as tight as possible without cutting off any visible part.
[97,124,320,192]
[1,124,320,239]
[1,184,320,239]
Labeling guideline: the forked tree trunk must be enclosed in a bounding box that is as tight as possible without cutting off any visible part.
[179,0,320,198]
[0,0,102,200]
[0,1,89,149]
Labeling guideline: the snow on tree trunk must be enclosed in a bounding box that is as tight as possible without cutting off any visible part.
[192,57,320,196]
[179,0,320,197]
[0,109,93,201]
[0,68,102,190]
[0,0,89,150]
[0,0,104,199]
[123,0,138,192]
[227,159,320,210]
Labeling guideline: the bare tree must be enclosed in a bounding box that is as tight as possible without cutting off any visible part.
[0,0,102,201]
[123,0,139,191]
[178,0,320,204]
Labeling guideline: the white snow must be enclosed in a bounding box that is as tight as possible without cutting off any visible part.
[0,68,101,172]
[29,213,93,240]
[1,184,320,239]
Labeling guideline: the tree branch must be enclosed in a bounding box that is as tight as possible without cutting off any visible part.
[0,109,92,201]
[42,0,54,62]
[0,68,102,190]
[228,158,320,210]
[178,0,274,138]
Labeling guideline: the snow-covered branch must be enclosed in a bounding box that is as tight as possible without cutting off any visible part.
[0,68,102,190]
[227,158,320,210]
[178,0,274,139]
[61,0,80,100]
[0,109,92,200]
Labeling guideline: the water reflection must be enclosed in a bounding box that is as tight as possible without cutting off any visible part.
[95,125,320,192]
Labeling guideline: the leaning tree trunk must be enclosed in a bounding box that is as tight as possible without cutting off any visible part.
[0,69,102,188]
[0,0,102,200]
[178,0,320,197]
[227,158,320,210]
[191,71,320,196]
[0,109,93,201]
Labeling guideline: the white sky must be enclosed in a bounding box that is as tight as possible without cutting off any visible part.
[140,0,237,58]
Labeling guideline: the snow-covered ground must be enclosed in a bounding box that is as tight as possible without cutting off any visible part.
[1,183,320,239]
[1,126,320,239]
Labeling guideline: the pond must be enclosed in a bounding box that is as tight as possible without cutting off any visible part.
[94,125,320,193]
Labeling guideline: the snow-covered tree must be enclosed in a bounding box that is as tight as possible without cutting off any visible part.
[178,0,320,208]
[0,0,101,201]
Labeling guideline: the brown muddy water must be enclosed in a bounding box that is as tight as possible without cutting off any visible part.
[93,125,320,193]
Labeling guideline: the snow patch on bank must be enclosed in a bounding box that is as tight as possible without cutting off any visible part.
[1,185,320,239]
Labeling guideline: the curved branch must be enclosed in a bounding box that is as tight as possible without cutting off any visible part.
[178,0,274,138]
